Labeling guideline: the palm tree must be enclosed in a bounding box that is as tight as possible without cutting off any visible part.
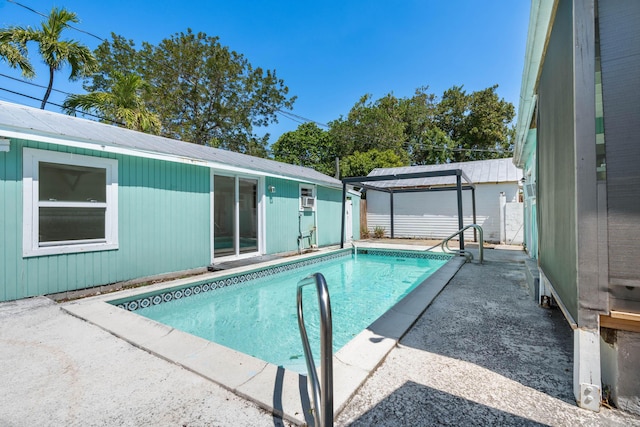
[63,72,161,134]
[0,40,34,78]
[0,7,97,109]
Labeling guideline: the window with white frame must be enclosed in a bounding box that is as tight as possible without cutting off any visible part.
[23,148,118,257]
[299,184,316,211]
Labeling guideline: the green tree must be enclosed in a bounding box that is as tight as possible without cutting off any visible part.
[86,30,295,156]
[407,127,456,165]
[396,87,459,165]
[328,93,408,161]
[0,38,34,78]
[85,33,140,93]
[0,7,97,109]
[340,149,407,178]
[434,85,468,144]
[302,84,516,176]
[62,72,161,133]
[271,122,336,176]
[435,85,515,161]
[463,85,515,159]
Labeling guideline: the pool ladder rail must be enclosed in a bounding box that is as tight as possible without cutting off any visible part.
[297,273,334,427]
[427,224,484,264]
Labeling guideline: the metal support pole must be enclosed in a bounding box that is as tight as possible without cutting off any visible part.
[340,182,346,248]
[456,173,464,251]
[390,190,395,238]
[472,187,477,242]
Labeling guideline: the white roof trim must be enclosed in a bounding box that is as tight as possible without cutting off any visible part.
[0,100,344,188]
[0,128,320,185]
[514,0,557,168]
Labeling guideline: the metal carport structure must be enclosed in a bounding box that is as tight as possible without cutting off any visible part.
[340,168,477,249]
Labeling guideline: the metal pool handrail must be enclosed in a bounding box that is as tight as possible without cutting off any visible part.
[440,224,484,263]
[297,273,334,427]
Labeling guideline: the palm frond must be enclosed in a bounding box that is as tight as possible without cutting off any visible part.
[63,72,160,133]
[0,41,34,78]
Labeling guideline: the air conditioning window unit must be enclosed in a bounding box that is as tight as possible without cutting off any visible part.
[301,196,315,208]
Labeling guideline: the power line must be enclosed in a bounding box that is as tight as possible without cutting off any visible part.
[7,0,106,42]
[2,1,134,128]
[0,86,125,125]
[7,0,328,132]
[276,109,329,128]
[6,0,337,138]
[0,86,42,102]
[275,109,511,154]
[4,1,512,156]
[0,72,75,96]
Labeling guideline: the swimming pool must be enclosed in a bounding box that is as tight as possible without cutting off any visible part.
[65,247,463,425]
[125,249,448,372]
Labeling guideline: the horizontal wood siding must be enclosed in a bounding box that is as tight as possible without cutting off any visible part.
[366,184,518,242]
[1,139,211,302]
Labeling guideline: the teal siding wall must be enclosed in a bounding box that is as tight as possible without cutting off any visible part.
[317,186,343,246]
[1,137,349,301]
[264,177,305,253]
[0,138,20,300]
[118,155,210,277]
[1,139,210,302]
[264,178,348,253]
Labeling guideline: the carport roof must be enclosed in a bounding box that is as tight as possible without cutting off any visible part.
[365,157,522,190]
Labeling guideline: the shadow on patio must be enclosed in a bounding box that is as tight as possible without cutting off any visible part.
[337,247,640,426]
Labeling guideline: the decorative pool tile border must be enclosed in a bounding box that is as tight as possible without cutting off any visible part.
[356,248,452,261]
[113,247,451,312]
[113,249,351,312]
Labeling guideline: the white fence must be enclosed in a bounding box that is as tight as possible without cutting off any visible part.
[366,183,523,244]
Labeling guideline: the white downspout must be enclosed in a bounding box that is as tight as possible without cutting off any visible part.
[499,192,506,244]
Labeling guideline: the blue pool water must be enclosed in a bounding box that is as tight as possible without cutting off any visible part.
[135,252,447,372]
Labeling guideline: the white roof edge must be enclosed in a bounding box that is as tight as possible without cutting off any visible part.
[347,187,361,196]
[0,100,344,188]
[514,0,556,168]
[0,128,334,187]
[367,158,521,186]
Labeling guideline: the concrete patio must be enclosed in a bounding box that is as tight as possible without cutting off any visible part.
[1,243,639,426]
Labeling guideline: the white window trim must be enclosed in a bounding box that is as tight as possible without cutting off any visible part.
[23,148,118,257]
[299,183,317,211]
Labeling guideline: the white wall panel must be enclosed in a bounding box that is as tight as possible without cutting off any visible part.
[366,183,519,242]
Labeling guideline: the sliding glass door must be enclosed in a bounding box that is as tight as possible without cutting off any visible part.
[238,178,258,254]
[213,174,259,259]
[214,175,235,257]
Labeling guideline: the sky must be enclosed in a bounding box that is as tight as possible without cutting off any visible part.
[0,0,531,145]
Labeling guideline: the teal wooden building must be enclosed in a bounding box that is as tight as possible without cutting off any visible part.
[0,101,360,302]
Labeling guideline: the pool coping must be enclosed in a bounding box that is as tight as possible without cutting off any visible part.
[61,247,465,426]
